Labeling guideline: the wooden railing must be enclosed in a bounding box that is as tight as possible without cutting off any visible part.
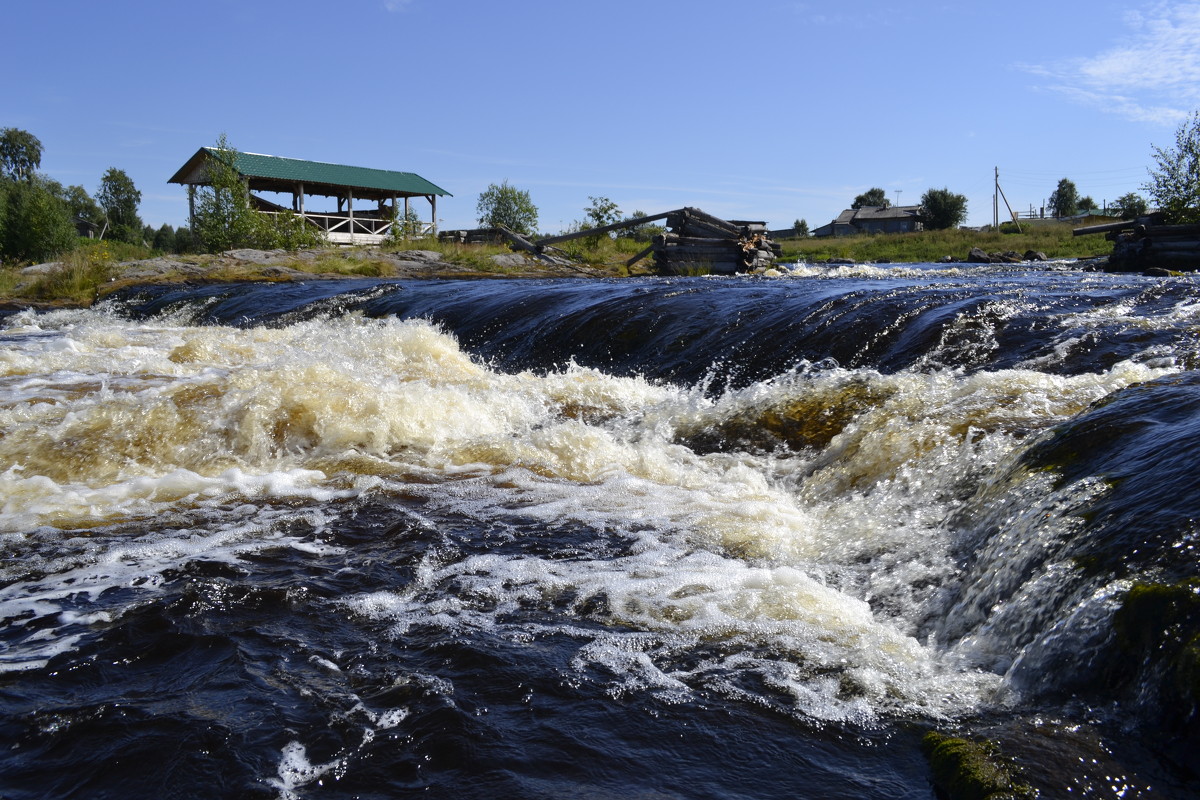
[256,210,434,242]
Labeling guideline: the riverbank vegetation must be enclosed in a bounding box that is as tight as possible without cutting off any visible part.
[777,221,1110,264]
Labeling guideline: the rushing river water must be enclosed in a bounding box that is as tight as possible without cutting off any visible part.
[2,262,1199,798]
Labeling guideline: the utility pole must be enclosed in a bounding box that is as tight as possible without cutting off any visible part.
[894,189,902,207]
[994,166,1000,229]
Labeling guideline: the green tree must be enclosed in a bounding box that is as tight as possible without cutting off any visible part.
[852,187,890,209]
[64,184,103,230]
[616,210,664,240]
[1112,192,1148,220]
[174,225,196,254]
[1048,178,1079,218]
[0,128,43,183]
[583,196,621,229]
[793,218,810,237]
[191,134,323,253]
[918,187,968,230]
[1145,110,1200,224]
[152,223,175,251]
[476,181,538,235]
[1,177,77,261]
[192,134,255,252]
[386,206,424,243]
[1077,195,1097,214]
[97,167,143,244]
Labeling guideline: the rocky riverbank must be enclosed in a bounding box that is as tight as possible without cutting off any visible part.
[1,246,606,312]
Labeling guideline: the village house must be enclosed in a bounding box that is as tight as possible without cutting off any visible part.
[812,205,923,237]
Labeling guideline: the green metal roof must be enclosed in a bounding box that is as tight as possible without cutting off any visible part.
[169,148,451,198]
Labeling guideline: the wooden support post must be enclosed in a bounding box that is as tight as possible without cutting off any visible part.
[625,243,655,267]
[187,185,195,229]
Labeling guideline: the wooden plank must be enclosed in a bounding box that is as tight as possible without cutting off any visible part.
[535,210,677,247]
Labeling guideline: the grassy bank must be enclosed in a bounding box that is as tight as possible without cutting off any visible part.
[1,223,1115,308]
[778,221,1110,263]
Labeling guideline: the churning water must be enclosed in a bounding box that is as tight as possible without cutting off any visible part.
[2,263,1199,797]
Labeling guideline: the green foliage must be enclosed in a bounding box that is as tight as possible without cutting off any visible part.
[1145,110,1200,224]
[615,210,664,240]
[583,195,621,229]
[1111,192,1148,220]
[97,167,143,244]
[191,134,324,253]
[0,177,78,262]
[1049,177,1079,218]
[64,184,103,229]
[852,187,890,209]
[173,225,196,254]
[192,134,254,251]
[793,218,810,237]
[252,208,326,251]
[27,240,118,302]
[0,128,43,183]
[922,732,1035,800]
[475,180,538,235]
[1078,195,1097,213]
[386,206,424,243]
[918,187,968,230]
[152,224,175,252]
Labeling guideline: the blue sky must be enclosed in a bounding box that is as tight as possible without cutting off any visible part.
[5,0,1199,234]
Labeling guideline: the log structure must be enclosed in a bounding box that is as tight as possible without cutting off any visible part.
[512,207,781,275]
[1075,214,1200,272]
[649,208,780,275]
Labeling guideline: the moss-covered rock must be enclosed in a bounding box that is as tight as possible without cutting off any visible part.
[922,731,1035,800]
[1114,579,1200,714]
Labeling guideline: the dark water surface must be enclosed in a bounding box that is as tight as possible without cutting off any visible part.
[2,263,1199,798]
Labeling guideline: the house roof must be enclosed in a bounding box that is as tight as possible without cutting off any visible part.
[168,148,452,199]
[846,205,921,221]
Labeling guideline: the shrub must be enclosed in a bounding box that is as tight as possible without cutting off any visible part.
[1145,111,1200,224]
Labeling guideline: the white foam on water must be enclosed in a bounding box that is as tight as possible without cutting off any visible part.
[265,699,410,799]
[0,306,1181,719]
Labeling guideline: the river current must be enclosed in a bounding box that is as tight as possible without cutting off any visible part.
[1,262,1199,797]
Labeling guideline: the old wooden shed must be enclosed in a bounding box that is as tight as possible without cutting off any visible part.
[169,148,452,245]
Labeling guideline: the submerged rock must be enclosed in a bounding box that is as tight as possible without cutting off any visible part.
[922,732,1035,800]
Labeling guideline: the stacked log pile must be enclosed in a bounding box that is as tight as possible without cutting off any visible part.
[1110,223,1200,272]
[1075,215,1200,272]
[652,208,781,275]
[438,228,505,245]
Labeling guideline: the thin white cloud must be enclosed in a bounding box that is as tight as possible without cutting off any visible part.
[382,0,413,11]
[1021,1,1200,125]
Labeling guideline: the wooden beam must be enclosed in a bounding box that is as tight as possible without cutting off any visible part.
[535,210,677,247]
[1074,219,1135,237]
[498,225,539,253]
[625,243,655,267]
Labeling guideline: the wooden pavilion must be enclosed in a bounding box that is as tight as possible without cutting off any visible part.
[168,148,452,245]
